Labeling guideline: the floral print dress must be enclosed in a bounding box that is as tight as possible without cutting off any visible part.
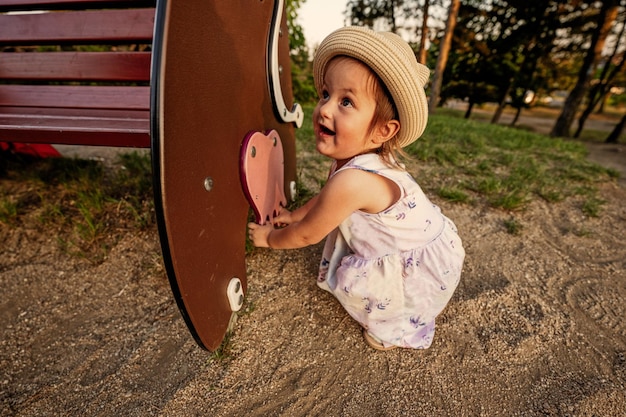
[317,154,465,349]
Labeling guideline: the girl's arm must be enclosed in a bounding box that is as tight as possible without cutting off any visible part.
[273,194,319,225]
[274,162,333,225]
[248,168,399,249]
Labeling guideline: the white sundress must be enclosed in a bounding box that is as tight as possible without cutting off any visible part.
[317,153,465,349]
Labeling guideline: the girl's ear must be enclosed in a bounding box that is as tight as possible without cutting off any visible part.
[373,119,400,144]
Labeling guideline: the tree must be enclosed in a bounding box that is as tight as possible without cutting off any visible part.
[550,0,621,138]
[346,0,442,53]
[439,0,579,122]
[606,114,625,143]
[433,1,496,115]
[347,0,403,31]
[574,6,626,137]
[417,0,430,64]
[485,0,570,125]
[433,0,557,118]
[428,0,460,113]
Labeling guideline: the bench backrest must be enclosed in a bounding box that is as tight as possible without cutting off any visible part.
[0,0,156,147]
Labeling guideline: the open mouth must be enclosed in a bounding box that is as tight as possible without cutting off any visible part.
[319,124,335,136]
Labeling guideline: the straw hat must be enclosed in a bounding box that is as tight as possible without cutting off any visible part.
[313,26,430,148]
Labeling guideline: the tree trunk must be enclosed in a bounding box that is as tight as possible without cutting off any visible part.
[418,0,430,64]
[511,107,522,126]
[574,7,626,138]
[598,92,609,113]
[464,101,474,119]
[389,0,397,32]
[428,0,460,113]
[573,82,610,138]
[491,81,512,124]
[550,0,619,138]
[606,114,625,144]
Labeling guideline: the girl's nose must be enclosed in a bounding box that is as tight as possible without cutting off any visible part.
[318,100,331,119]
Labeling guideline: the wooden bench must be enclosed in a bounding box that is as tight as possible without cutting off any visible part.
[0,0,155,148]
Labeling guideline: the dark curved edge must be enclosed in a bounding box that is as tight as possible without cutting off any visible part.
[150,0,206,350]
[239,131,263,224]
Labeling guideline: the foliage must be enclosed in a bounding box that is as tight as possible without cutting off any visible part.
[290,58,317,104]
[286,0,307,60]
[0,151,154,260]
[345,0,441,40]
[439,1,571,114]
[342,0,626,128]
[346,0,402,31]
[286,0,317,104]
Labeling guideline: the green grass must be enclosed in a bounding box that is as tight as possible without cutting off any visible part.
[403,113,616,211]
[503,217,524,235]
[0,150,154,260]
[209,331,234,362]
[0,196,18,224]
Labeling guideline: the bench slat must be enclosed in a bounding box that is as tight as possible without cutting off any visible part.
[0,85,150,110]
[0,108,150,147]
[0,1,155,12]
[0,51,151,81]
[0,8,155,45]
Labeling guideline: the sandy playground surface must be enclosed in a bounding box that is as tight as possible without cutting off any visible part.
[1,112,625,416]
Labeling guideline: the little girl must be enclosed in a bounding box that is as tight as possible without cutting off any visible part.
[248,27,464,350]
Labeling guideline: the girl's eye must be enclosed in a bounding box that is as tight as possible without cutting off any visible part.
[341,98,353,107]
[321,90,329,100]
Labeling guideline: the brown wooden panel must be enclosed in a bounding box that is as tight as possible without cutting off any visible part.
[0,8,155,45]
[0,51,151,81]
[0,1,155,12]
[0,85,150,110]
[152,0,297,351]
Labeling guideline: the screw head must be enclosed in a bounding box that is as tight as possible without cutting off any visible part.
[204,177,214,192]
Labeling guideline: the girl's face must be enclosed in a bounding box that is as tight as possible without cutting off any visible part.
[313,57,383,167]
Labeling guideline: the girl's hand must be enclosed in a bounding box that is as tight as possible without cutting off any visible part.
[272,208,292,227]
[247,222,274,248]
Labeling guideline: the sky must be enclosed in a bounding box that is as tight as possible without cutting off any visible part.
[298,0,349,50]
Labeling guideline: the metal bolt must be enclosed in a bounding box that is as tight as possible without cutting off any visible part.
[204,177,214,192]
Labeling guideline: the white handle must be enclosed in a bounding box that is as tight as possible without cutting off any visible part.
[268,0,304,128]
